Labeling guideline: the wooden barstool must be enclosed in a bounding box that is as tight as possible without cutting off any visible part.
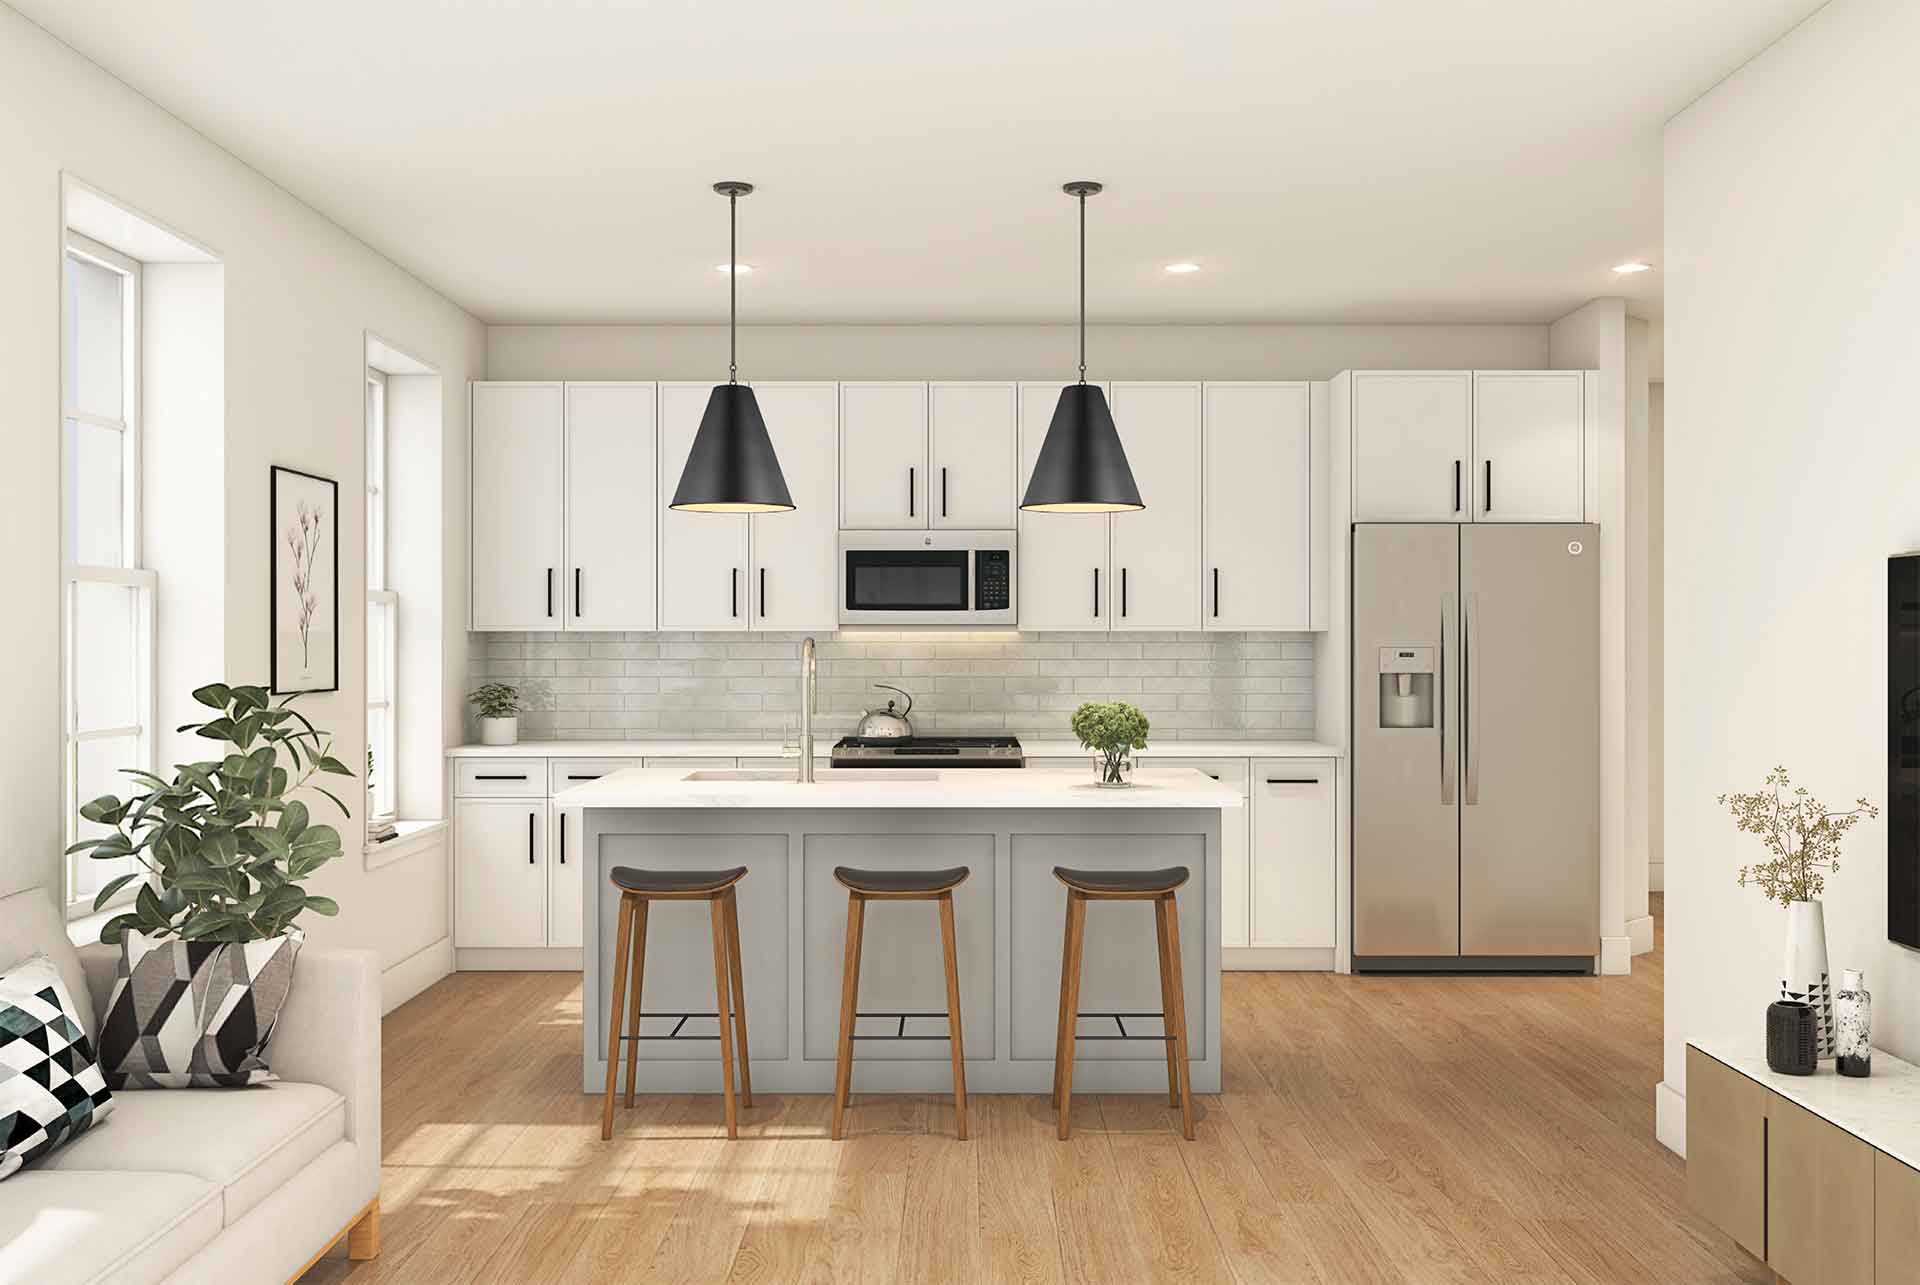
[600,865,752,1141]
[830,866,971,1141]
[1051,865,1195,1141]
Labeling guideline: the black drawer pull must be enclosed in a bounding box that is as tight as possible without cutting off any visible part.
[474,773,528,781]
[566,773,603,781]
[1265,778,1319,785]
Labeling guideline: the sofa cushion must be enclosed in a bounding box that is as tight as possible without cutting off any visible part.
[0,887,95,1042]
[1,955,115,1181]
[0,1167,221,1285]
[40,1080,344,1226]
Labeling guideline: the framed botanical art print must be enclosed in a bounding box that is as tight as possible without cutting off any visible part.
[270,465,339,694]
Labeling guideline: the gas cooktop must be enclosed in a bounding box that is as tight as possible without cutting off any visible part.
[829,735,1024,768]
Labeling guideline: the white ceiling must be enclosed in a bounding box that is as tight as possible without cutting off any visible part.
[17,0,1823,325]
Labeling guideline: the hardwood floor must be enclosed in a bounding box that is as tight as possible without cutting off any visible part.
[304,896,1765,1283]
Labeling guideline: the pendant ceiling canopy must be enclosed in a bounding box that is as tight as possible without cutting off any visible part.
[670,180,794,514]
[1020,180,1144,515]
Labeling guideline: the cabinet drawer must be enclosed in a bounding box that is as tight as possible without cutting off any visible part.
[1684,1046,1767,1260]
[1151,757,1249,794]
[454,758,546,797]
[549,757,642,793]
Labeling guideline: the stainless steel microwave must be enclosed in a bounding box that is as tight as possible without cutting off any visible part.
[837,530,1017,626]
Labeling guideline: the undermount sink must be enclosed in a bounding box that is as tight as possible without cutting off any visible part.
[682,769,939,783]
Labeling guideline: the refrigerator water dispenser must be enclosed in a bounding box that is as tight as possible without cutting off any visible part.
[1378,646,1435,728]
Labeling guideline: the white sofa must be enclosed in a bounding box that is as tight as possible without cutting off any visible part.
[0,887,381,1284]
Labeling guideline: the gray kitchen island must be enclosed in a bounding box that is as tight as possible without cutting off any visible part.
[558,766,1239,1095]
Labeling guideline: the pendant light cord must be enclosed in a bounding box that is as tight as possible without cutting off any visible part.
[728,188,738,385]
[1077,188,1087,384]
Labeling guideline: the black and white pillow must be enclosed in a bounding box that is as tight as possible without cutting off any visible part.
[98,931,301,1089]
[1,954,114,1180]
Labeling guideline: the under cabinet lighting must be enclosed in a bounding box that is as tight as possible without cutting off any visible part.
[1612,261,1652,274]
[716,263,755,274]
[1164,262,1201,274]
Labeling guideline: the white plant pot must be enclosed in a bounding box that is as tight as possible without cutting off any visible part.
[479,716,519,747]
[1782,898,1834,1058]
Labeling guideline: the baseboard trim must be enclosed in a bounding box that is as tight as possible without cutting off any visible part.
[1599,935,1632,975]
[1223,946,1335,972]
[381,937,452,1014]
[456,947,583,972]
[1656,1078,1686,1156]
[1627,914,1655,956]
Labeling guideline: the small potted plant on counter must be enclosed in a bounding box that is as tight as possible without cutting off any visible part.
[1072,699,1150,788]
[469,681,523,746]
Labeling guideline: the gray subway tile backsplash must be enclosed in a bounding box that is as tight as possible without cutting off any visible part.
[469,630,1317,743]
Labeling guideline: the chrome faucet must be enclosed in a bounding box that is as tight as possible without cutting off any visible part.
[798,637,816,782]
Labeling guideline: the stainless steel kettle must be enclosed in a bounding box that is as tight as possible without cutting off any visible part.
[855,684,914,739]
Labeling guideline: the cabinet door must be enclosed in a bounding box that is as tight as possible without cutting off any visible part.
[1203,383,1312,630]
[840,382,927,529]
[1249,759,1336,949]
[1768,1094,1875,1284]
[1684,1047,1766,1259]
[658,382,750,630]
[749,382,839,631]
[1472,371,1582,521]
[566,383,656,631]
[1017,381,1109,630]
[1351,372,1472,522]
[471,383,564,629]
[930,382,1017,529]
[549,806,583,948]
[1109,382,1202,630]
[455,800,548,948]
[1877,1152,1920,1285]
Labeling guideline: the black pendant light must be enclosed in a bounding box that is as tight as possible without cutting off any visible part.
[1020,180,1144,514]
[670,181,794,513]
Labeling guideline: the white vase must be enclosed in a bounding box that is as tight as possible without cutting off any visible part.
[479,716,519,746]
[1782,899,1834,1059]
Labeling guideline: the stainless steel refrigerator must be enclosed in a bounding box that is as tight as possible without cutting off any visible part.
[1351,523,1599,971]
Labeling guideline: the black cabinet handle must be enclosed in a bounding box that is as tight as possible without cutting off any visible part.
[1121,567,1128,617]
[566,773,602,781]
[1484,460,1493,513]
[1265,778,1320,785]
[527,812,535,864]
[941,467,948,518]
[731,567,739,618]
[1453,460,1462,513]
[546,568,554,618]
[474,773,527,781]
[574,568,582,618]
[908,466,915,518]
[759,567,766,618]
[1212,568,1220,618]
[1092,567,1100,618]
[559,812,566,864]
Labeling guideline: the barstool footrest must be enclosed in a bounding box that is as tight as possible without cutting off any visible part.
[1070,1011,1174,1042]
[621,1011,723,1041]
[851,1010,959,1041]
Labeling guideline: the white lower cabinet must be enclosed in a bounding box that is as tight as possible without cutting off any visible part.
[454,799,549,948]
[1248,758,1337,951]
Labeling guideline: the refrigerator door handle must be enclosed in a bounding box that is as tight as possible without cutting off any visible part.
[1464,591,1481,805]
[1440,594,1456,804]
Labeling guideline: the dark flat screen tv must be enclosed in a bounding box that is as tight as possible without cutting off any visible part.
[1891,554,1920,949]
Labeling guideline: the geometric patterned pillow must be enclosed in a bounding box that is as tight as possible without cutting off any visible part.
[97,931,302,1089]
[1,954,114,1180]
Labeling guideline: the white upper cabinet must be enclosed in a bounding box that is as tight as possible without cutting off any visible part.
[929,382,1018,529]
[471,382,566,630]
[1109,382,1202,630]
[748,382,839,631]
[1017,381,1110,630]
[565,383,656,631]
[1203,382,1312,631]
[1471,371,1583,522]
[658,381,751,630]
[1350,371,1473,522]
[839,382,928,529]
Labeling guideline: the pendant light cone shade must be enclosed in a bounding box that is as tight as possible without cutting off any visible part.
[1021,179,1144,513]
[670,179,794,513]
[1020,383,1142,512]
[670,383,793,513]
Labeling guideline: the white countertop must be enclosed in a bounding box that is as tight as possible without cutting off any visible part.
[1692,1035,1920,1171]
[556,766,1245,810]
[450,738,1341,760]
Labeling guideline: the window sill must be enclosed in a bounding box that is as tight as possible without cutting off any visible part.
[365,818,448,871]
[66,907,118,948]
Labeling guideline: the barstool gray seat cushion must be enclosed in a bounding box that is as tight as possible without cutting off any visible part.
[1053,866,1189,894]
[833,866,970,895]
[609,866,748,894]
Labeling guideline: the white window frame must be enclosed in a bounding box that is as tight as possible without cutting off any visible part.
[61,231,155,919]
[365,370,396,827]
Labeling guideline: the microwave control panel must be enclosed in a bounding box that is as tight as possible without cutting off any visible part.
[975,550,1012,611]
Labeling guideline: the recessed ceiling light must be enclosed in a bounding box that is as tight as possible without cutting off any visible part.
[1164,262,1201,274]
[1612,261,1653,274]
[716,263,755,274]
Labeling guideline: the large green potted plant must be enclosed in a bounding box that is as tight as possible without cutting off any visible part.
[1071,700,1150,787]
[67,683,353,943]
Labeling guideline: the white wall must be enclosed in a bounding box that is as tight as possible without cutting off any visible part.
[1648,381,1664,894]
[486,323,1549,383]
[0,7,484,1006]
[1661,0,1919,1151]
